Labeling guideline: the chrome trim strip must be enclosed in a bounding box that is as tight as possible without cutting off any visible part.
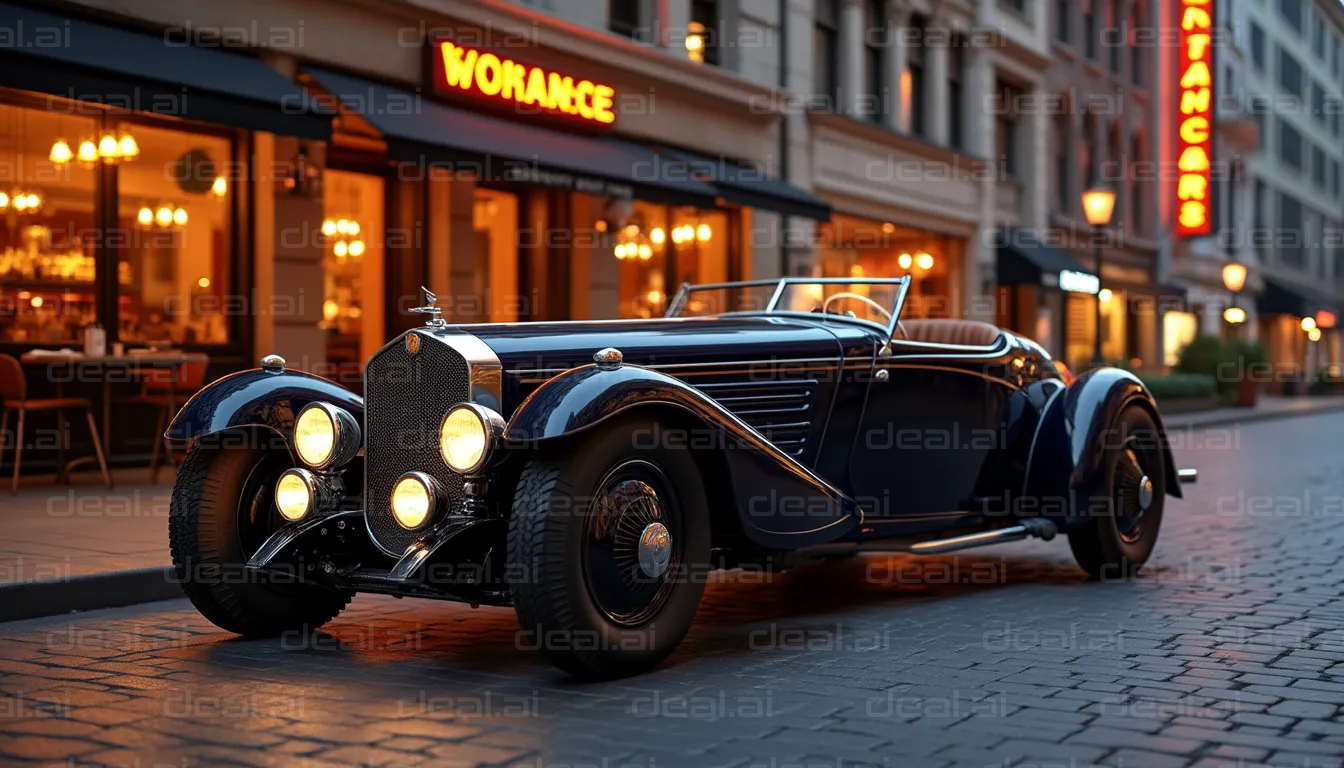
[883,363,1021,390]
[507,357,841,376]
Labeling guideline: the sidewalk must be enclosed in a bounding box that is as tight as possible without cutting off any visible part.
[1160,393,1344,430]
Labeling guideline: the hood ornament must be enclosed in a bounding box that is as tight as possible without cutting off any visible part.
[409,286,446,327]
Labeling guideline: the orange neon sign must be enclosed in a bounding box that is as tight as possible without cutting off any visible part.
[432,40,616,126]
[1176,0,1214,237]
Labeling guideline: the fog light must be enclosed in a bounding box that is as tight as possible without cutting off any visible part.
[391,472,437,530]
[275,468,315,522]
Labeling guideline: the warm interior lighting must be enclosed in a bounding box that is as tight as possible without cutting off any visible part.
[97,133,122,163]
[697,224,711,242]
[155,206,174,227]
[349,240,366,257]
[321,219,337,237]
[30,296,42,308]
[211,176,228,197]
[1221,262,1247,293]
[117,132,139,160]
[49,139,73,165]
[197,277,210,289]
[1081,187,1117,226]
[638,244,652,260]
[1309,327,1323,342]
[650,227,665,244]
[1301,316,1317,332]
[882,222,896,234]
[685,22,706,64]
[898,253,913,270]
[173,208,188,227]
[1098,288,1114,303]
[1223,306,1246,324]
[915,252,934,270]
[333,240,348,258]
[594,220,608,233]
[137,207,154,227]
[323,299,340,321]
[1316,311,1336,329]
[76,140,98,165]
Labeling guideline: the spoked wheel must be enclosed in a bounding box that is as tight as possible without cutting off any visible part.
[169,443,351,636]
[509,413,710,680]
[1068,406,1166,580]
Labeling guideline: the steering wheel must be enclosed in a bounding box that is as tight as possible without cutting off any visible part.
[821,292,892,323]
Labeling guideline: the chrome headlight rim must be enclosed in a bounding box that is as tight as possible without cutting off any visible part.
[439,402,505,475]
[275,467,316,523]
[391,471,440,531]
[293,401,361,471]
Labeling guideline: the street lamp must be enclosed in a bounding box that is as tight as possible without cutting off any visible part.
[1082,186,1116,366]
[1222,261,1247,328]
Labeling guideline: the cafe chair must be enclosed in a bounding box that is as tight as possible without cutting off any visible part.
[0,354,112,494]
[113,357,208,483]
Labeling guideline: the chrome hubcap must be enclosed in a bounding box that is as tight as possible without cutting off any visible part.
[1138,475,1154,511]
[637,522,672,578]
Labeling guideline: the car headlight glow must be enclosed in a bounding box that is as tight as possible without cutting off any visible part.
[293,402,361,470]
[439,403,504,474]
[391,472,436,530]
[274,468,314,522]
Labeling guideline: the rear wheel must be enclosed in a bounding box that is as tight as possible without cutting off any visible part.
[1068,406,1166,579]
[169,442,351,636]
[508,415,710,679]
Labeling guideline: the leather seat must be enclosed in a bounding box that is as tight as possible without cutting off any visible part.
[901,319,1003,347]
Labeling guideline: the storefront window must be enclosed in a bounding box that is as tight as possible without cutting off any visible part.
[615,202,730,318]
[117,123,232,345]
[816,214,963,319]
[322,169,384,383]
[1163,311,1198,367]
[473,187,518,323]
[0,104,97,343]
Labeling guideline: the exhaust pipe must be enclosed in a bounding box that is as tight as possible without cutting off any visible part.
[1178,468,1198,484]
[910,518,1057,556]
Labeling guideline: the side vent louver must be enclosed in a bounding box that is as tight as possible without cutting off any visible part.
[695,379,816,456]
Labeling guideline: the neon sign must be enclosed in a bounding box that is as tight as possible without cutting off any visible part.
[432,40,617,126]
[1176,0,1214,237]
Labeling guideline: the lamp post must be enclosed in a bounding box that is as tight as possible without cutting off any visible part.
[1222,261,1248,333]
[1081,186,1117,367]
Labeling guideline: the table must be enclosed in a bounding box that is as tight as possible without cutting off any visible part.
[19,352,210,484]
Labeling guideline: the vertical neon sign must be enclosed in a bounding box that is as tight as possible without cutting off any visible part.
[1176,0,1214,237]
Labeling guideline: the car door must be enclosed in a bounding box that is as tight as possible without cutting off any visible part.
[848,345,1015,519]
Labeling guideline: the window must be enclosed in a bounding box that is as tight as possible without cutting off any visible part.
[1280,120,1304,169]
[320,169,385,385]
[1254,179,1268,258]
[1333,159,1342,198]
[1054,112,1071,210]
[1280,192,1305,267]
[1280,0,1304,34]
[1313,81,1327,124]
[1314,9,1327,58]
[1082,110,1099,188]
[863,0,885,122]
[616,201,729,318]
[689,0,720,66]
[1313,145,1327,187]
[949,35,965,149]
[814,0,839,104]
[1251,23,1266,71]
[0,103,97,344]
[1130,133,1146,234]
[907,15,927,137]
[1130,1,1145,85]
[1084,0,1098,59]
[1108,0,1122,74]
[1055,0,1071,42]
[997,83,1023,178]
[1280,48,1304,100]
[608,0,645,41]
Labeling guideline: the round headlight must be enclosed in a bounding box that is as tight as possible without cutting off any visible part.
[275,469,314,522]
[439,404,503,474]
[391,472,436,530]
[293,402,360,470]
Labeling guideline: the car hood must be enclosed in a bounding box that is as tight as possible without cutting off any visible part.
[461,315,849,373]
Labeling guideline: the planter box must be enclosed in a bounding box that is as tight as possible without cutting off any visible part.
[1157,396,1221,415]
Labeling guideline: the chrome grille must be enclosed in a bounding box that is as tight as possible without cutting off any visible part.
[696,379,816,456]
[364,331,469,555]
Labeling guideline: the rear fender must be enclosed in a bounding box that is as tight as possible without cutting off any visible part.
[166,367,364,456]
[503,363,860,550]
[1024,367,1181,534]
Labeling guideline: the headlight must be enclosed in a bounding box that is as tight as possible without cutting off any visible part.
[275,468,315,522]
[439,403,504,474]
[294,402,361,470]
[391,472,437,529]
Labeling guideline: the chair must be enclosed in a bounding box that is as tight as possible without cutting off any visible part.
[112,358,208,482]
[0,354,111,494]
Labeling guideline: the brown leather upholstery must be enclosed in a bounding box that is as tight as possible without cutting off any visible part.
[901,319,1003,347]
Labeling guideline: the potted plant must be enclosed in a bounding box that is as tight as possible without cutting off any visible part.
[1227,340,1268,407]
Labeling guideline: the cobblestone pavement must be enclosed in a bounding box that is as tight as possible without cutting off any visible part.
[2,414,1344,768]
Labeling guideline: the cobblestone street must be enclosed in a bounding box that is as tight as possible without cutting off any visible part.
[2,412,1344,768]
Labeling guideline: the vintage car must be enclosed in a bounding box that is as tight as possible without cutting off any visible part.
[167,277,1196,679]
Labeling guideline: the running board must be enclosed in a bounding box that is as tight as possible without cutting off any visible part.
[909,518,1057,556]
[1178,468,1198,484]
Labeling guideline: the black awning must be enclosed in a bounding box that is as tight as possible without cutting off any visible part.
[1258,275,1338,316]
[304,69,719,209]
[0,3,332,139]
[657,146,831,221]
[996,229,1096,289]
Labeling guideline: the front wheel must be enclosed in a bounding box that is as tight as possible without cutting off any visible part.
[1068,406,1166,580]
[169,443,351,636]
[508,415,710,679]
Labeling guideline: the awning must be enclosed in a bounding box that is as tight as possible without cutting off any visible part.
[304,68,719,208]
[1258,275,1338,317]
[0,3,332,140]
[657,146,831,221]
[996,229,1097,292]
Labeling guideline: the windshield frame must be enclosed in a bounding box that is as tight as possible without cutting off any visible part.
[665,276,913,340]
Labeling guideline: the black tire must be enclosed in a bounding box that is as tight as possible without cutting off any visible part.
[508,414,710,680]
[1068,405,1166,580]
[169,443,351,636]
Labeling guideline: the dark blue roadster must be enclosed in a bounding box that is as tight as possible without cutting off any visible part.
[167,277,1195,679]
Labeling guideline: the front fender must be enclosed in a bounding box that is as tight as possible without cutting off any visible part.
[1024,367,1182,533]
[503,363,859,550]
[166,367,364,453]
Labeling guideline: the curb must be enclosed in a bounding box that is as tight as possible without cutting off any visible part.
[0,567,181,623]
[1163,402,1344,431]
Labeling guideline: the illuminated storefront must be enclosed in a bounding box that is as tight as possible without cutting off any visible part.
[816,215,964,319]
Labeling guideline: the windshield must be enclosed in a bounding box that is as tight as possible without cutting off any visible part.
[667,277,910,332]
